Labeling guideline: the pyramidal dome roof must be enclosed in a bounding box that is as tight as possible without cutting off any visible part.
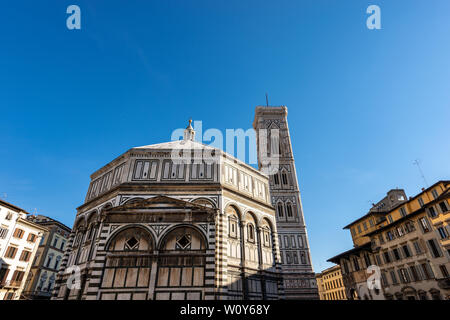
[133,119,219,152]
[133,139,218,151]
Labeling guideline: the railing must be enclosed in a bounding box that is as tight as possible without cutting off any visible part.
[1,280,23,288]
[437,277,450,289]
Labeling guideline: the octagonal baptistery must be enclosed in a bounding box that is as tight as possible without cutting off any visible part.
[52,122,284,300]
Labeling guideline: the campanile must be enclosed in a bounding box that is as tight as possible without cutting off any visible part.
[253,106,319,299]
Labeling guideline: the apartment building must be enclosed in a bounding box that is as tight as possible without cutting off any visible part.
[316,265,347,300]
[0,200,47,300]
[329,180,450,300]
[22,215,71,299]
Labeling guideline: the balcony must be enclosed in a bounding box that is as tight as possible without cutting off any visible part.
[1,280,23,288]
[437,277,450,290]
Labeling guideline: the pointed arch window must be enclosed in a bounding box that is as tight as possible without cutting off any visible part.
[273,174,280,186]
[277,203,284,218]
[286,203,293,218]
[281,171,288,186]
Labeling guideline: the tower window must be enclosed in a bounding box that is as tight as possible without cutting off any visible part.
[281,172,288,185]
[273,174,280,185]
[277,203,284,218]
[286,203,293,217]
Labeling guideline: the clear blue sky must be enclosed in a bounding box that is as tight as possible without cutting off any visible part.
[1,1,449,272]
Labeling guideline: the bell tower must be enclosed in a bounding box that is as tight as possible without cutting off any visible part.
[253,105,319,300]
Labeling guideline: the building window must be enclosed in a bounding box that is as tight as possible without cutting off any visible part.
[388,215,393,223]
[363,254,371,268]
[277,203,284,218]
[383,251,391,264]
[342,261,349,274]
[398,268,410,283]
[438,201,449,213]
[363,222,368,231]
[286,203,293,218]
[5,246,18,259]
[0,227,8,239]
[409,265,421,282]
[390,270,398,284]
[5,212,13,220]
[229,218,238,238]
[397,227,404,237]
[281,172,288,186]
[421,263,434,280]
[428,206,437,218]
[273,174,280,186]
[375,254,382,266]
[286,252,292,264]
[431,189,439,199]
[437,227,448,239]
[392,248,401,261]
[399,207,407,217]
[293,252,299,264]
[418,197,424,207]
[402,245,411,258]
[27,233,37,243]
[381,272,388,286]
[46,254,54,268]
[427,239,442,258]
[13,228,25,239]
[54,256,62,270]
[412,241,422,255]
[247,224,255,242]
[352,257,360,271]
[19,250,32,262]
[300,252,307,264]
[439,265,449,278]
[419,217,431,233]
[386,231,395,241]
[357,225,362,234]
[404,221,415,233]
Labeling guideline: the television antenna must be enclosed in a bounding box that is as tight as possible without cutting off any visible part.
[413,159,428,188]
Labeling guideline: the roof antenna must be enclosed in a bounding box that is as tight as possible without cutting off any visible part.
[265,93,269,107]
[413,159,428,188]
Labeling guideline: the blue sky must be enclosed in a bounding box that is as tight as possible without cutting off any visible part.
[1,1,449,272]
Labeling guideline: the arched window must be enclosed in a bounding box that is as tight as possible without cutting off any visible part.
[281,171,289,186]
[286,203,293,217]
[247,224,255,242]
[100,227,154,297]
[47,274,55,292]
[273,174,280,186]
[277,203,284,218]
[54,256,62,270]
[155,227,206,300]
[229,215,238,238]
[46,253,54,268]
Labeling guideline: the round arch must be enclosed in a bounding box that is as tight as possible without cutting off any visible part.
[242,210,260,228]
[157,224,208,251]
[85,209,99,225]
[104,224,155,252]
[73,215,86,230]
[122,197,146,205]
[191,198,217,209]
[224,203,243,221]
[261,217,276,231]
